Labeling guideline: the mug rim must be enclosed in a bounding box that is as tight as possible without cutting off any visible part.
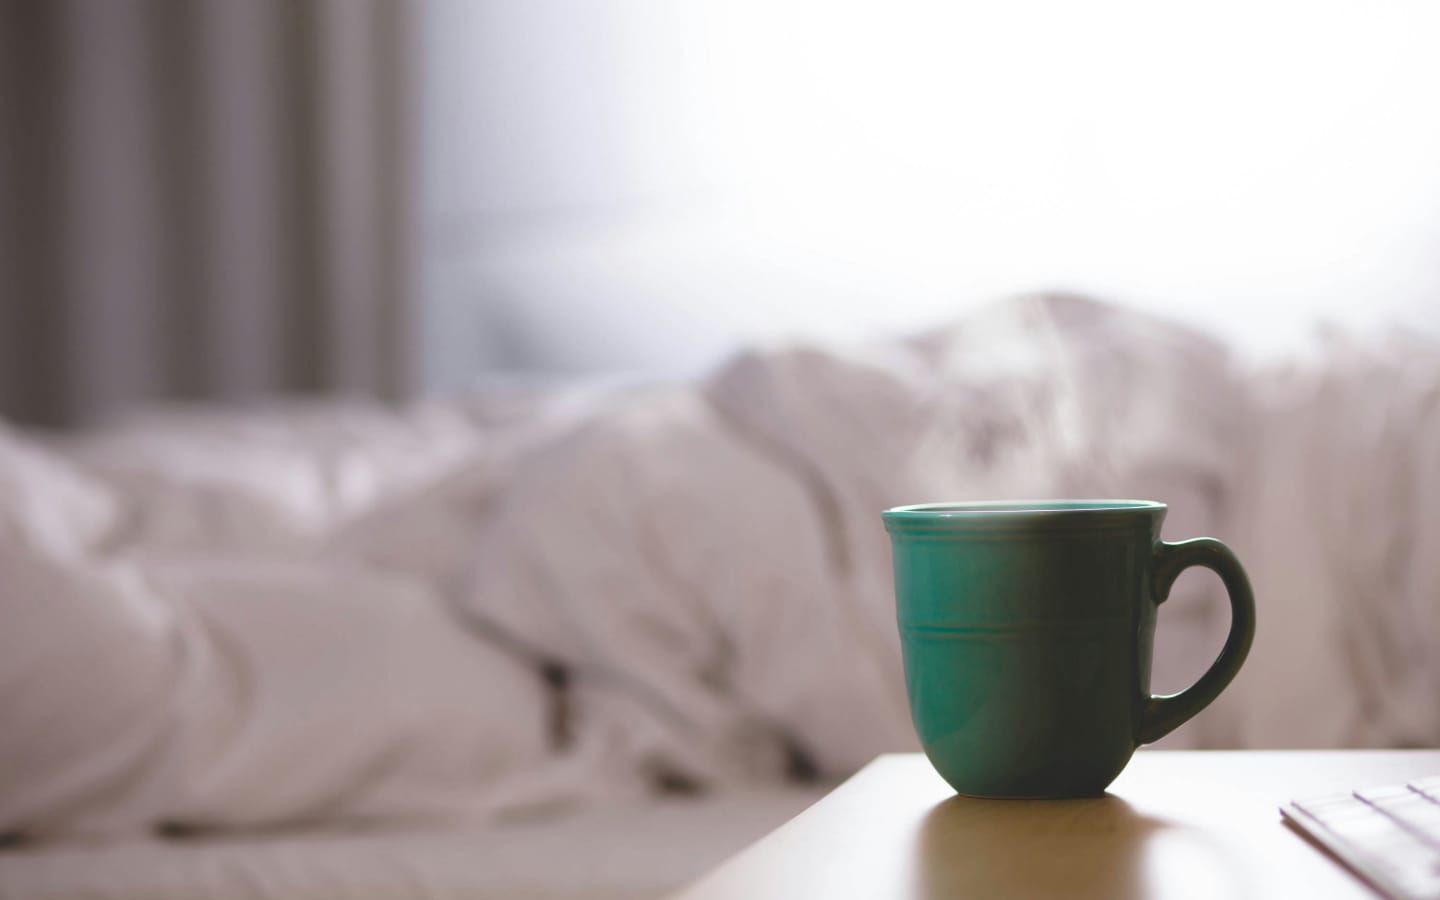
[884,499,1166,518]
[883,500,1167,535]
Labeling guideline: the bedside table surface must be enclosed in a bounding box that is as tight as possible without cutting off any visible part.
[673,750,1440,899]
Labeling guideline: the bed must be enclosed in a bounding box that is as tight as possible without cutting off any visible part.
[2,294,1437,898]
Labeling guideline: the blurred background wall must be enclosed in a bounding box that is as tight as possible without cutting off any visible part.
[4,0,1440,424]
[419,0,1440,387]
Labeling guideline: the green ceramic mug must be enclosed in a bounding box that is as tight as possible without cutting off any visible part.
[882,500,1255,798]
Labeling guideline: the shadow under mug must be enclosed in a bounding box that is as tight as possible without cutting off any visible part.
[883,500,1255,798]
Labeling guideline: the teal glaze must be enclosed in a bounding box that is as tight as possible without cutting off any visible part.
[883,500,1255,798]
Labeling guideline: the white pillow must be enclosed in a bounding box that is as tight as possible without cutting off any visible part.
[0,545,179,836]
[152,560,552,828]
[62,402,486,557]
[0,552,552,836]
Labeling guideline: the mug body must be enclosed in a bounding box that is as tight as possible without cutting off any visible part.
[883,501,1166,798]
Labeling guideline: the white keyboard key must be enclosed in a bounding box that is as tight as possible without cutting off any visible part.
[1285,778,1440,900]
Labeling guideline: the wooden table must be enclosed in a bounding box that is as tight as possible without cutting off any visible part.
[674,751,1440,899]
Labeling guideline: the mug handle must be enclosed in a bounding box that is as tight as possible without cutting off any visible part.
[1136,538,1257,744]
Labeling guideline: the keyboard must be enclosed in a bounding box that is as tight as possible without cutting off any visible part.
[1282,775,1440,900]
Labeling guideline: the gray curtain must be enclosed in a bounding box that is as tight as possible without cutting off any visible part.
[0,0,417,428]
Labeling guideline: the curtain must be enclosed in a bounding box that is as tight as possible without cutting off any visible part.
[0,0,417,428]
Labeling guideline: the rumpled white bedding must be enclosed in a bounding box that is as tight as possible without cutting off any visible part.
[1,294,1437,846]
[1216,331,1440,748]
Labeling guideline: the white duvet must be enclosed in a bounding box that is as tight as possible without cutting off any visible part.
[1,294,1436,839]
